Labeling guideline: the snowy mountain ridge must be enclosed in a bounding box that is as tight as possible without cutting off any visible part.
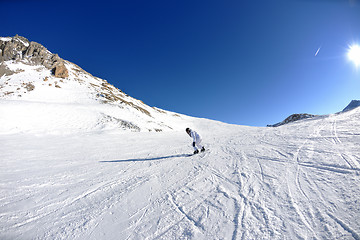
[343,100,360,112]
[267,113,317,127]
[268,99,360,127]
[0,35,192,134]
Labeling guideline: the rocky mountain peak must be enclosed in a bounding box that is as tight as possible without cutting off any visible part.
[0,35,68,78]
[0,35,187,133]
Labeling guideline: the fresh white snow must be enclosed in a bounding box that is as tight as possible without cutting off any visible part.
[0,60,190,134]
[1,50,360,239]
[0,37,12,42]
[1,107,360,239]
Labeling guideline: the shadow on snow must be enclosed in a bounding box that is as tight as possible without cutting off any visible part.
[99,153,192,163]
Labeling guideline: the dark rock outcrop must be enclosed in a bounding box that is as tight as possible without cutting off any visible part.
[0,35,68,78]
[53,62,69,78]
[0,63,14,77]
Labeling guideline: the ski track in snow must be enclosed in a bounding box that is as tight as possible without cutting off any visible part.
[1,109,360,239]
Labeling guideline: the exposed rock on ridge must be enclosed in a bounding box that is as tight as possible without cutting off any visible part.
[0,35,68,78]
[0,35,185,132]
[268,113,316,127]
[268,100,360,127]
[343,100,360,112]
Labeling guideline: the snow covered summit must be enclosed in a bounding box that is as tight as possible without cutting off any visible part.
[0,35,190,134]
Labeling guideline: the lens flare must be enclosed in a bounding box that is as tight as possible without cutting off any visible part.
[348,44,360,67]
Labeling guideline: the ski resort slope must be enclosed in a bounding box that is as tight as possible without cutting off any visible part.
[1,108,360,240]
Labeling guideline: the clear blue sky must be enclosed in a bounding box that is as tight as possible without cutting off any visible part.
[2,0,360,126]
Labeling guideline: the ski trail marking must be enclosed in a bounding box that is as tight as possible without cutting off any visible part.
[285,122,327,236]
[329,117,360,171]
[167,193,205,231]
[231,198,241,240]
[328,213,360,240]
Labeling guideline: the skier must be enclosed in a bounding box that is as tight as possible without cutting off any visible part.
[186,128,205,154]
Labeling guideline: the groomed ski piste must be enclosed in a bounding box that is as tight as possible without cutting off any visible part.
[1,105,360,239]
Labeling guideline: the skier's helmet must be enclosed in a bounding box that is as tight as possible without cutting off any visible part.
[186,128,190,134]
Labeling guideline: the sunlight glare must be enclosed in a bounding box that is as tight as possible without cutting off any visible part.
[348,44,360,67]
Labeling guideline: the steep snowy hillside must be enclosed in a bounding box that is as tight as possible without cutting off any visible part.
[0,35,189,134]
[1,106,359,239]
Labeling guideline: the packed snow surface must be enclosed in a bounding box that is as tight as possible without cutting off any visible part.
[1,107,360,239]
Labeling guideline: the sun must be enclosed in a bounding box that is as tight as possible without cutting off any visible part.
[348,44,360,67]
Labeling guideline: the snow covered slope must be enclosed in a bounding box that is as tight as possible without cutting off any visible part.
[0,35,190,134]
[1,107,359,239]
[1,35,360,239]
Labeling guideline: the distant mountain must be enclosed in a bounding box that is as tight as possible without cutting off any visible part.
[0,35,190,134]
[267,113,316,127]
[343,100,360,112]
[268,100,360,127]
